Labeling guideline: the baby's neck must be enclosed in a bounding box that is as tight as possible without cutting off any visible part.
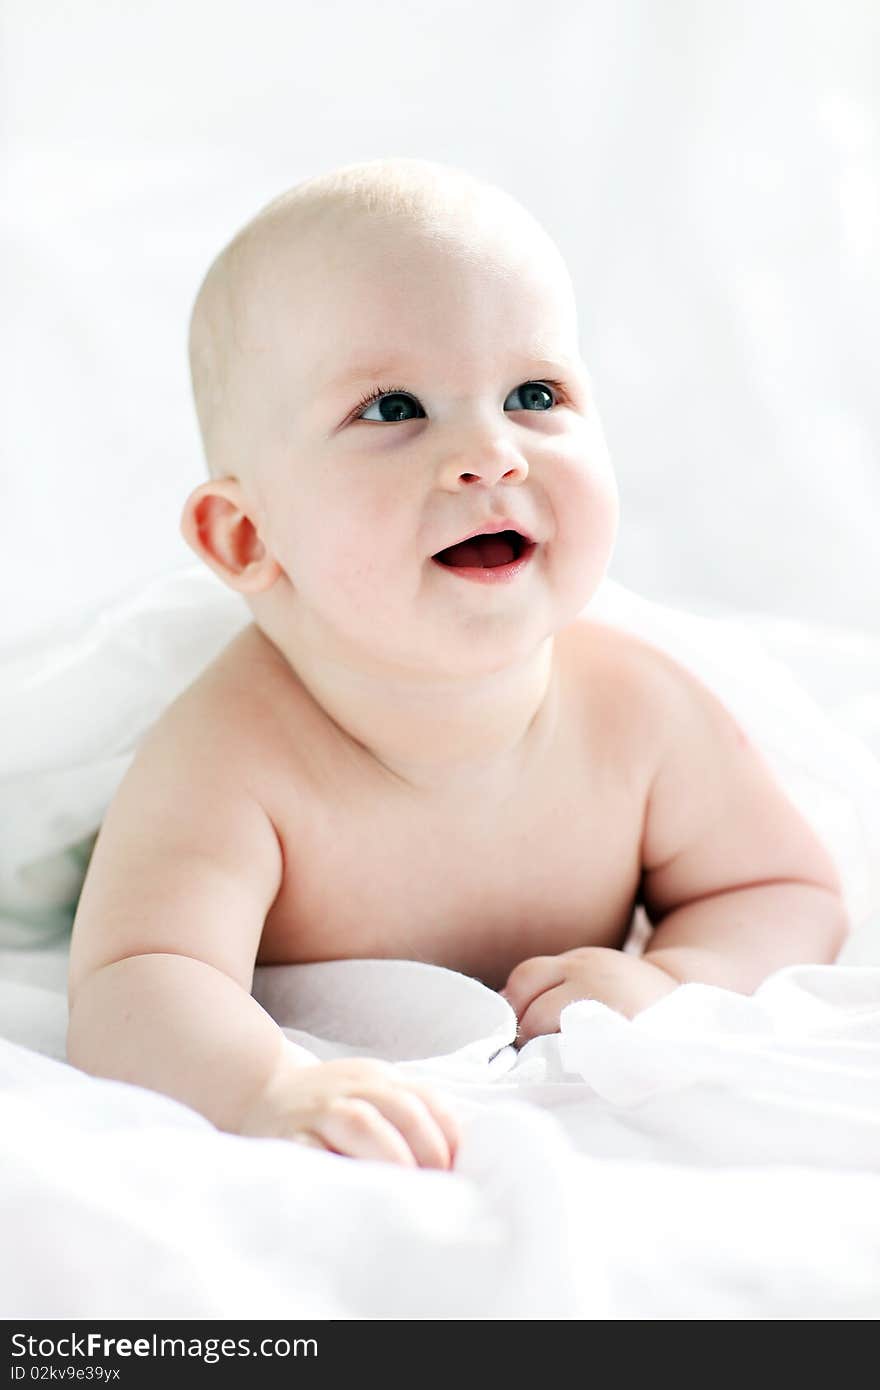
[251,608,560,795]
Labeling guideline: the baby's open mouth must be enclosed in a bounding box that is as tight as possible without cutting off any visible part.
[432,530,531,569]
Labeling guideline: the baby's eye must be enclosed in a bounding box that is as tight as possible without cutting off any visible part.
[357,390,427,423]
[504,381,559,412]
[354,379,561,424]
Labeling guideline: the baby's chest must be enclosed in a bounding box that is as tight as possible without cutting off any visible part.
[258,759,645,991]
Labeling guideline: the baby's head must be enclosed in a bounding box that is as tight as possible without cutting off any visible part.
[182,157,618,679]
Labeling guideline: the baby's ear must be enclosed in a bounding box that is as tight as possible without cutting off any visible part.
[179,480,281,594]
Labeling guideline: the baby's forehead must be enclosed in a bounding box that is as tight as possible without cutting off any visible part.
[243,186,562,299]
[242,209,575,364]
[198,160,573,352]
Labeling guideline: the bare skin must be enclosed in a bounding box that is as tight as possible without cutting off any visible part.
[67,168,848,1169]
[207,616,646,989]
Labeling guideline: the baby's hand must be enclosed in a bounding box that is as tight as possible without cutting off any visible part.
[239,1056,460,1169]
[501,946,681,1043]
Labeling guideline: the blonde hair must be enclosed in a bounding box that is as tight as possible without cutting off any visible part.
[188,157,566,480]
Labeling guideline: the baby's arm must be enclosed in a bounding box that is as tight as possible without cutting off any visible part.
[503,648,849,1039]
[67,700,457,1168]
[637,650,849,991]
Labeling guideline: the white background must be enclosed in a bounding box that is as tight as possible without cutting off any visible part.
[2,0,878,646]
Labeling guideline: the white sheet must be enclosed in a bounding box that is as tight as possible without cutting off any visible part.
[3,942,880,1319]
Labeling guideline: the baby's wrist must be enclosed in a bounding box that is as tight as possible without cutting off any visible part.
[237,1039,321,1137]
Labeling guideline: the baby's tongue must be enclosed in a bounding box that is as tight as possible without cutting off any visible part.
[437,534,516,568]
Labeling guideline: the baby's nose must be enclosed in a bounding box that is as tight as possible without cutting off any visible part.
[443,439,529,488]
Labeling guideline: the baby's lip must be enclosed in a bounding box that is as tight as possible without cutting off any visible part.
[433,518,537,554]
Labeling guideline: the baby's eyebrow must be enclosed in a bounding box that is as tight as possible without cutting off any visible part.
[319,357,581,396]
[320,362,414,394]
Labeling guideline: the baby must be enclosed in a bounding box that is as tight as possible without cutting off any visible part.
[66,157,848,1171]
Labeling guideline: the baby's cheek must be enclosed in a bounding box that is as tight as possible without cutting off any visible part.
[545,474,617,614]
[321,527,392,607]
[567,471,618,559]
[557,432,617,523]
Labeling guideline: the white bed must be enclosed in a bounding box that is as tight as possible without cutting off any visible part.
[2,567,879,1320]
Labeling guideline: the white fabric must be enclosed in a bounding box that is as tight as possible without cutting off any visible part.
[256,956,880,1175]
[3,942,880,1318]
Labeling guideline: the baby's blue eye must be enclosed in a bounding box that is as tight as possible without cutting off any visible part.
[359,391,426,423]
[504,381,558,412]
[356,380,559,423]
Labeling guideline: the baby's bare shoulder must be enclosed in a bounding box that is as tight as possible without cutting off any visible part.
[149,623,291,757]
[565,616,704,758]
[68,624,288,997]
[105,622,296,862]
[568,612,700,684]
[160,622,329,837]
[570,620,842,903]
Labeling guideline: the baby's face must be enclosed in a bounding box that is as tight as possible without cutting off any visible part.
[229,215,618,676]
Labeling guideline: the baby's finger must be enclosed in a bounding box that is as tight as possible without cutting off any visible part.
[290,1129,330,1152]
[500,955,566,1020]
[316,1097,418,1167]
[365,1087,456,1170]
[516,984,568,1047]
[399,1082,462,1162]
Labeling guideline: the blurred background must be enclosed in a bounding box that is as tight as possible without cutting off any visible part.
[2,0,878,646]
